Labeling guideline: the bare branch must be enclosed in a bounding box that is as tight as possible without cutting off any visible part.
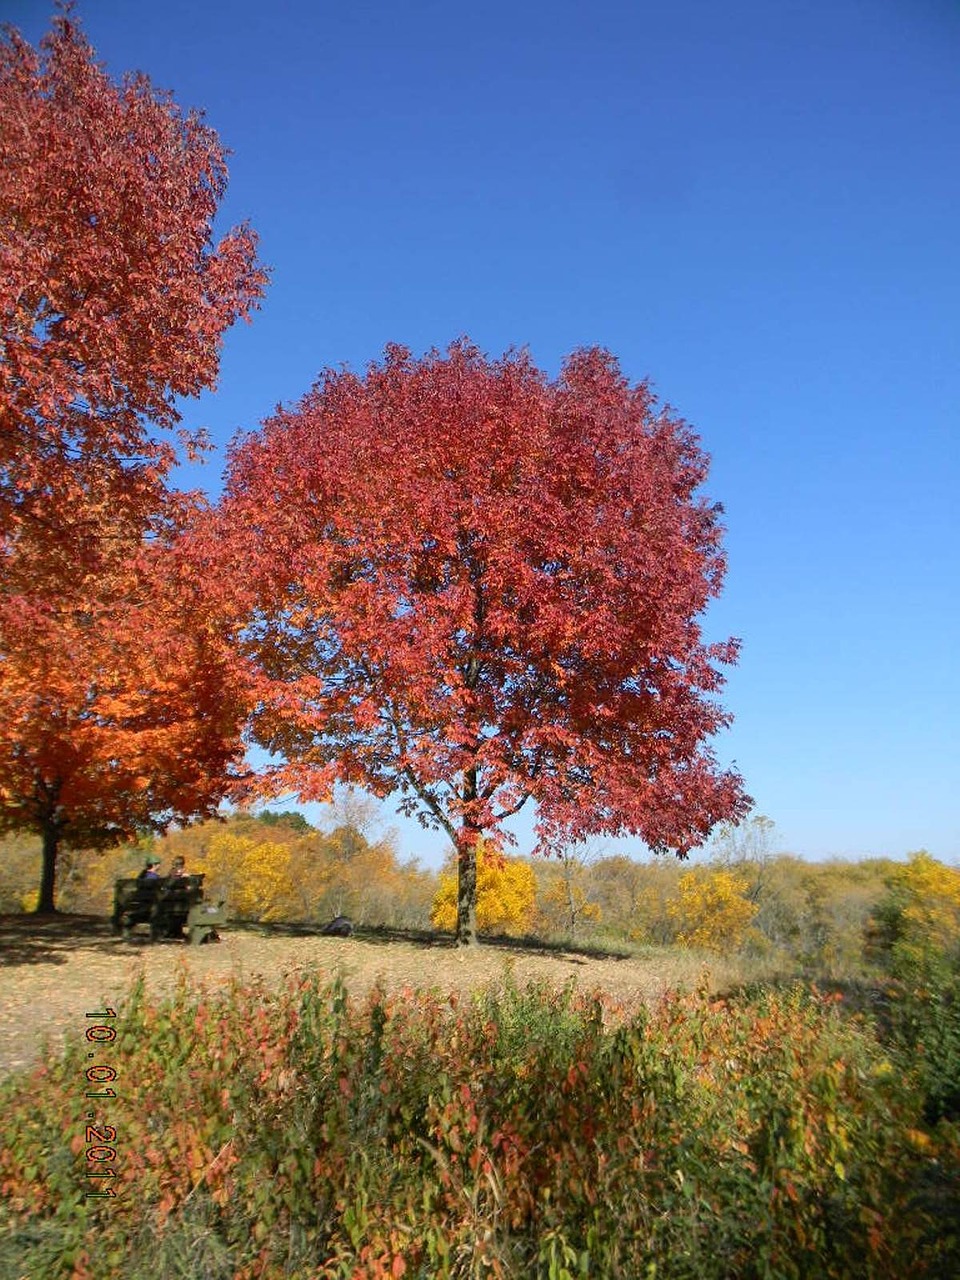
[493,790,532,822]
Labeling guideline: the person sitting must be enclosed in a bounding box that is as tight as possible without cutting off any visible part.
[138,854,161,881]
[167,855,187,879]
[119,854,162,933]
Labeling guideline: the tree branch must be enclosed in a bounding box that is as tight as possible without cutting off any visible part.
[402,764,457,842]
[379,696,457,842]
[493,790,532,822]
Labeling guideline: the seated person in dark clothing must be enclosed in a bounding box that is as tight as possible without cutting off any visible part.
[138,854,162,881]
[167,855,187,879]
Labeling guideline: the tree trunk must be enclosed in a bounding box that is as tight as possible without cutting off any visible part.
[565,870,579,937]
[456,828,479,946]
[37,818,60,913]
[456,760,481,946]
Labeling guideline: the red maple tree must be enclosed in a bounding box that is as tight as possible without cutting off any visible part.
[0,7,267,586]
[214,341,749,944]
[0,9,266,908]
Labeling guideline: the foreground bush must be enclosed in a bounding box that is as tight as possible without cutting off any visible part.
[2,971,957,1278]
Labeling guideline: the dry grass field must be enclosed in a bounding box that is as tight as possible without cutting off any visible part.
[0,912,742,1078]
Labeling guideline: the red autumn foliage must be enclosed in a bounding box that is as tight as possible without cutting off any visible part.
[0,7,266,585]
[0,8,265,908]
[212,340,749,943]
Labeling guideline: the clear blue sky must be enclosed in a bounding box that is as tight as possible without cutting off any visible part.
[11,0,960,865]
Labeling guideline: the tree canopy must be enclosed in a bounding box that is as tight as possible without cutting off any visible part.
[0,8,265,909]
[0,540,251,910]
[0,7,266,588]
[212,340,748,943]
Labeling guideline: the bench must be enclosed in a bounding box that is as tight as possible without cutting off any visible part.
[112,874,226,945]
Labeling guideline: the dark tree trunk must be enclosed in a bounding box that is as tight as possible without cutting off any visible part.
[456,828,479,946]
[37,818,60,913]
[456,759,480,946]
[456,571,486,947]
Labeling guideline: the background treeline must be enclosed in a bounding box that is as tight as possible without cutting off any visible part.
[0,803,436,934]
[3,808,957,980]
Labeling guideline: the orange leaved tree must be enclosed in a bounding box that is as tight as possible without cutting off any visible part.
[212,341,748,945]
[0,540,250,912]
[0,9,265,908]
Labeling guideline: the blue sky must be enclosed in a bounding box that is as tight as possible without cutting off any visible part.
[11,0,960,865]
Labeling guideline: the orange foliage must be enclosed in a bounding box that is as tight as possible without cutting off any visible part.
[0,10,264,909]
[0,546,250,911]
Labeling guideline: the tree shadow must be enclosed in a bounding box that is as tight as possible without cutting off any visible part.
[0,912,184,966]
[242,919,631,962]
[481,931,632,963]
[719,969,891,1019]
[0,912,634,968]
[241,919,455,948]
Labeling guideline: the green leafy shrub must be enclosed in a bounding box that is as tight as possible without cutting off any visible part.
[1,971,957,1278]
[866,852,960,1126]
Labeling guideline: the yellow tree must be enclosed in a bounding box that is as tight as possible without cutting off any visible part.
[432,843,537,936]
[870,851,960,980]
[667,867,758,953]
[183,830,295,922]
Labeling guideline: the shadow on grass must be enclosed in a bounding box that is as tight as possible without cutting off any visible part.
[243,918,633,962]
[0,911,201,966]
[0,911,634,968]
[721,970,893,1020]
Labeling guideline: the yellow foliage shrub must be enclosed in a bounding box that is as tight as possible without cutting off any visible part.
[431,845,537,935]
[874,851,960,978]
[188,831,295,922]
[668,867,759,953]
[895,852,960,945]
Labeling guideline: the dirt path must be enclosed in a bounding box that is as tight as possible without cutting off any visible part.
[0,914,716,1079]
